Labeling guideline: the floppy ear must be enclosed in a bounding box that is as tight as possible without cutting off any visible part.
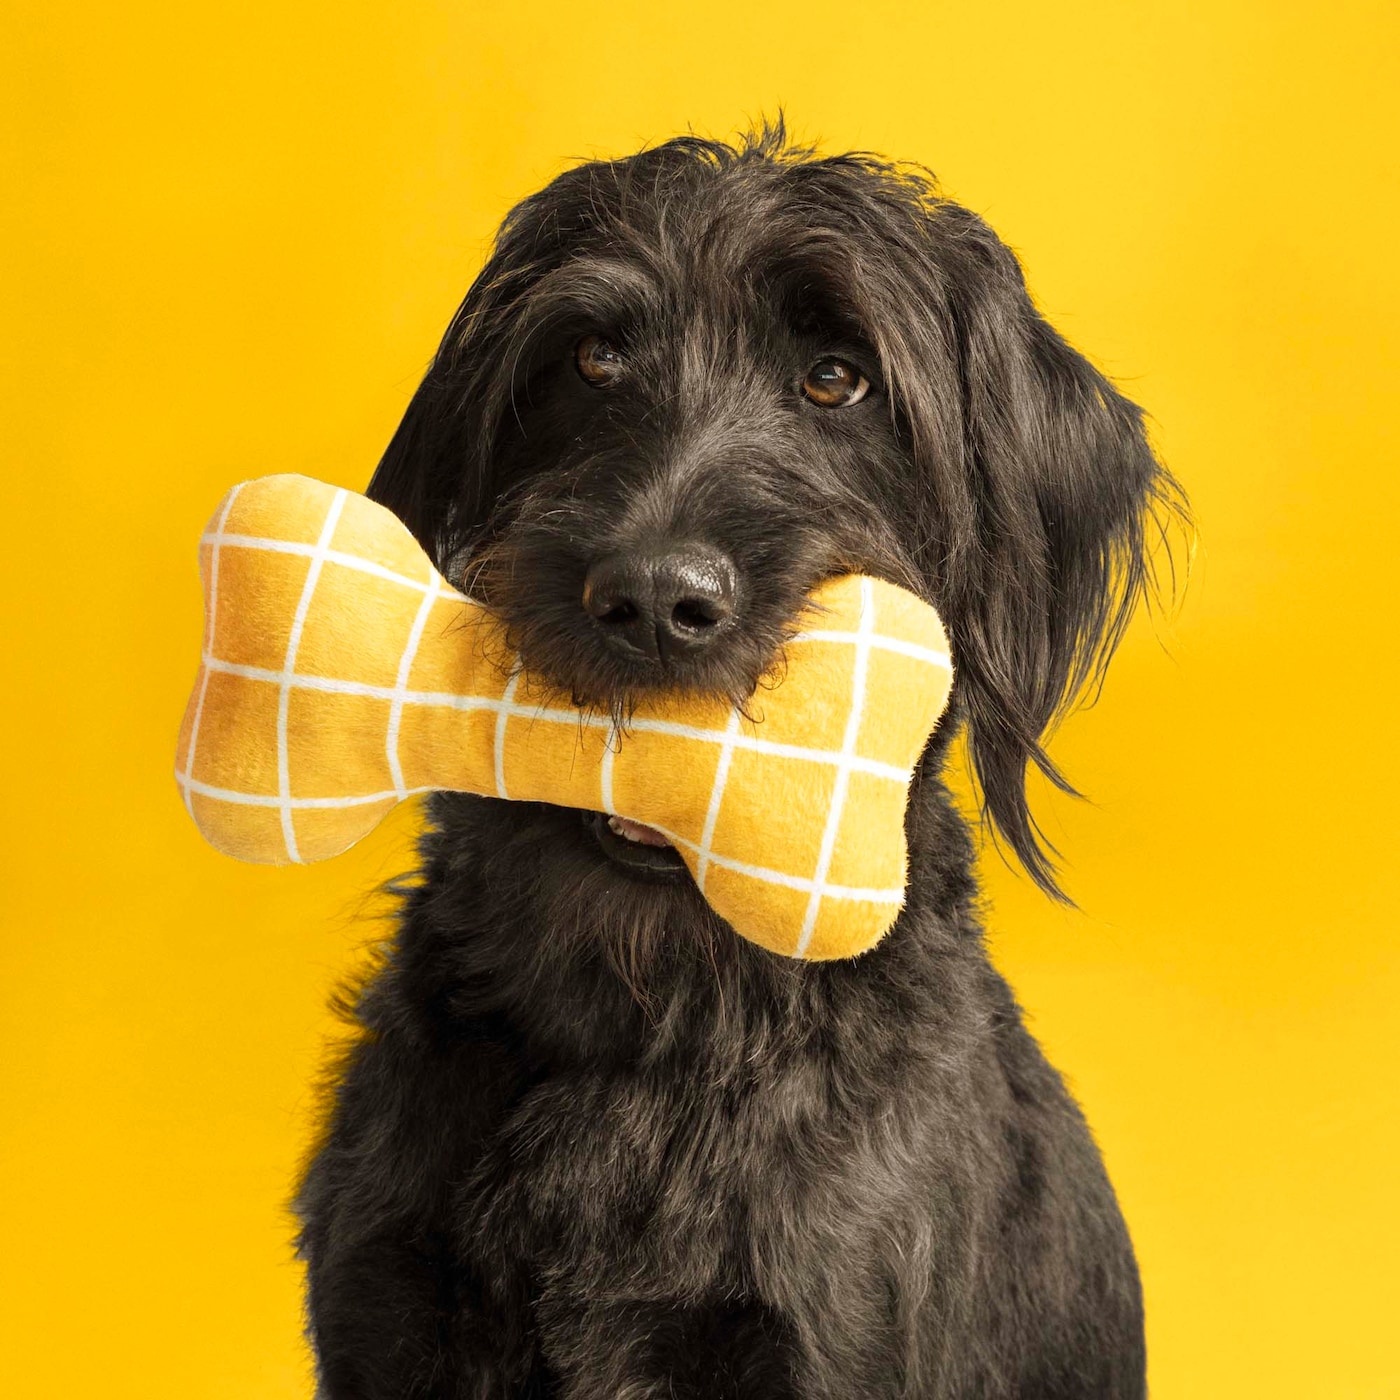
[924,209,1181,898]
[367,187,579,566]
[365,348,469,566]
[366,250,528,567]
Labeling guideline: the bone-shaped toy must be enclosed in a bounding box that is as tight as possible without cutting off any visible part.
[174,475,954,959]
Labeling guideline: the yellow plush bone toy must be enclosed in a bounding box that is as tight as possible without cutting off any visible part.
[175,475,954,960]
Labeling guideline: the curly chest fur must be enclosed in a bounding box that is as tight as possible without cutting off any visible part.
[294,793,1146,1399]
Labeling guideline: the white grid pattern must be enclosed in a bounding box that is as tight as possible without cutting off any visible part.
[202,531,440,596]
[180,482,244,818]
[177,485,954,934]
[695,706,743,895]
[795,576,876,956]
[183,657,921,781]
[387,571,444,799]
[179,771,435,810]
[275,489,348,862]
[582,812,906,905]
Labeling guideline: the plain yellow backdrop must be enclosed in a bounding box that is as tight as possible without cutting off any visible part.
[3,1,1397,1395]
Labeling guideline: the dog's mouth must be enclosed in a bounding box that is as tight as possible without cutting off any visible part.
[581,810,690,884]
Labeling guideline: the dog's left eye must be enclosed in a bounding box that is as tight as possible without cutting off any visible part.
[801,359,870,408]
[576,334,625,387]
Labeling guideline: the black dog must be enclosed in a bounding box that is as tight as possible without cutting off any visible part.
[293,124,1180,1399]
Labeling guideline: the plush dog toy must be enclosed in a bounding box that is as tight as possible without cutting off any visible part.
[174,475,954,959]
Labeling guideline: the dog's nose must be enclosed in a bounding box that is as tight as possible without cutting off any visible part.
[583,545,738,661]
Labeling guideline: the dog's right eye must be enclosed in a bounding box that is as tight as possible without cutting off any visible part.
[802,358,870,408]
[575,334,625,387]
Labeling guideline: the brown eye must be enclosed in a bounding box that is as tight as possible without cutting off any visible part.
[801,358,870,408]
[575,334,624,387]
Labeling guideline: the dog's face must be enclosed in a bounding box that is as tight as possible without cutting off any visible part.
[371,130,1173,915]
[454,248,919,720]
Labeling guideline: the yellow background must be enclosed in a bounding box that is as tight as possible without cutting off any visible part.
[3,2,1396,1395]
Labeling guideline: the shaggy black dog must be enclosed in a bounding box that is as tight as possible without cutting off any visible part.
[293,125,1180,1399]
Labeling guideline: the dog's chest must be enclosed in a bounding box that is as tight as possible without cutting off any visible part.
[449,1043,934,1302]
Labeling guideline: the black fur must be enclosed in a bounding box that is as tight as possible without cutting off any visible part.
[293,124,1182,1398]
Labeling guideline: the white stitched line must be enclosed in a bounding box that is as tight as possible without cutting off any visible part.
[795,576,877,957]
[604,814,903,904]
[179,484,244,813]
[386,571,443,798]
[600,722,618,814]
[276,490,347,862]
[200,535,949,671]
[493,669,522,799]
[610,715,899,778]
[694,707,743,894]
[196,656,915,784]
[174,769,901,904]
[200,531,460,598]
[788,628,951,670]
[198,536,950,670]
[176,772,436,809]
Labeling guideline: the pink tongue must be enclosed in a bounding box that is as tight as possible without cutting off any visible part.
[610,816,672,847]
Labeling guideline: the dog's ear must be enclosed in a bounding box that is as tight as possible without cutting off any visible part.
[365,348,468,566]
[367,195,572,566]
[909,207,1181,899]
[366,255,526,567]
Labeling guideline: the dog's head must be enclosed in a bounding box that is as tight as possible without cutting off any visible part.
[370,125,1179,905]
